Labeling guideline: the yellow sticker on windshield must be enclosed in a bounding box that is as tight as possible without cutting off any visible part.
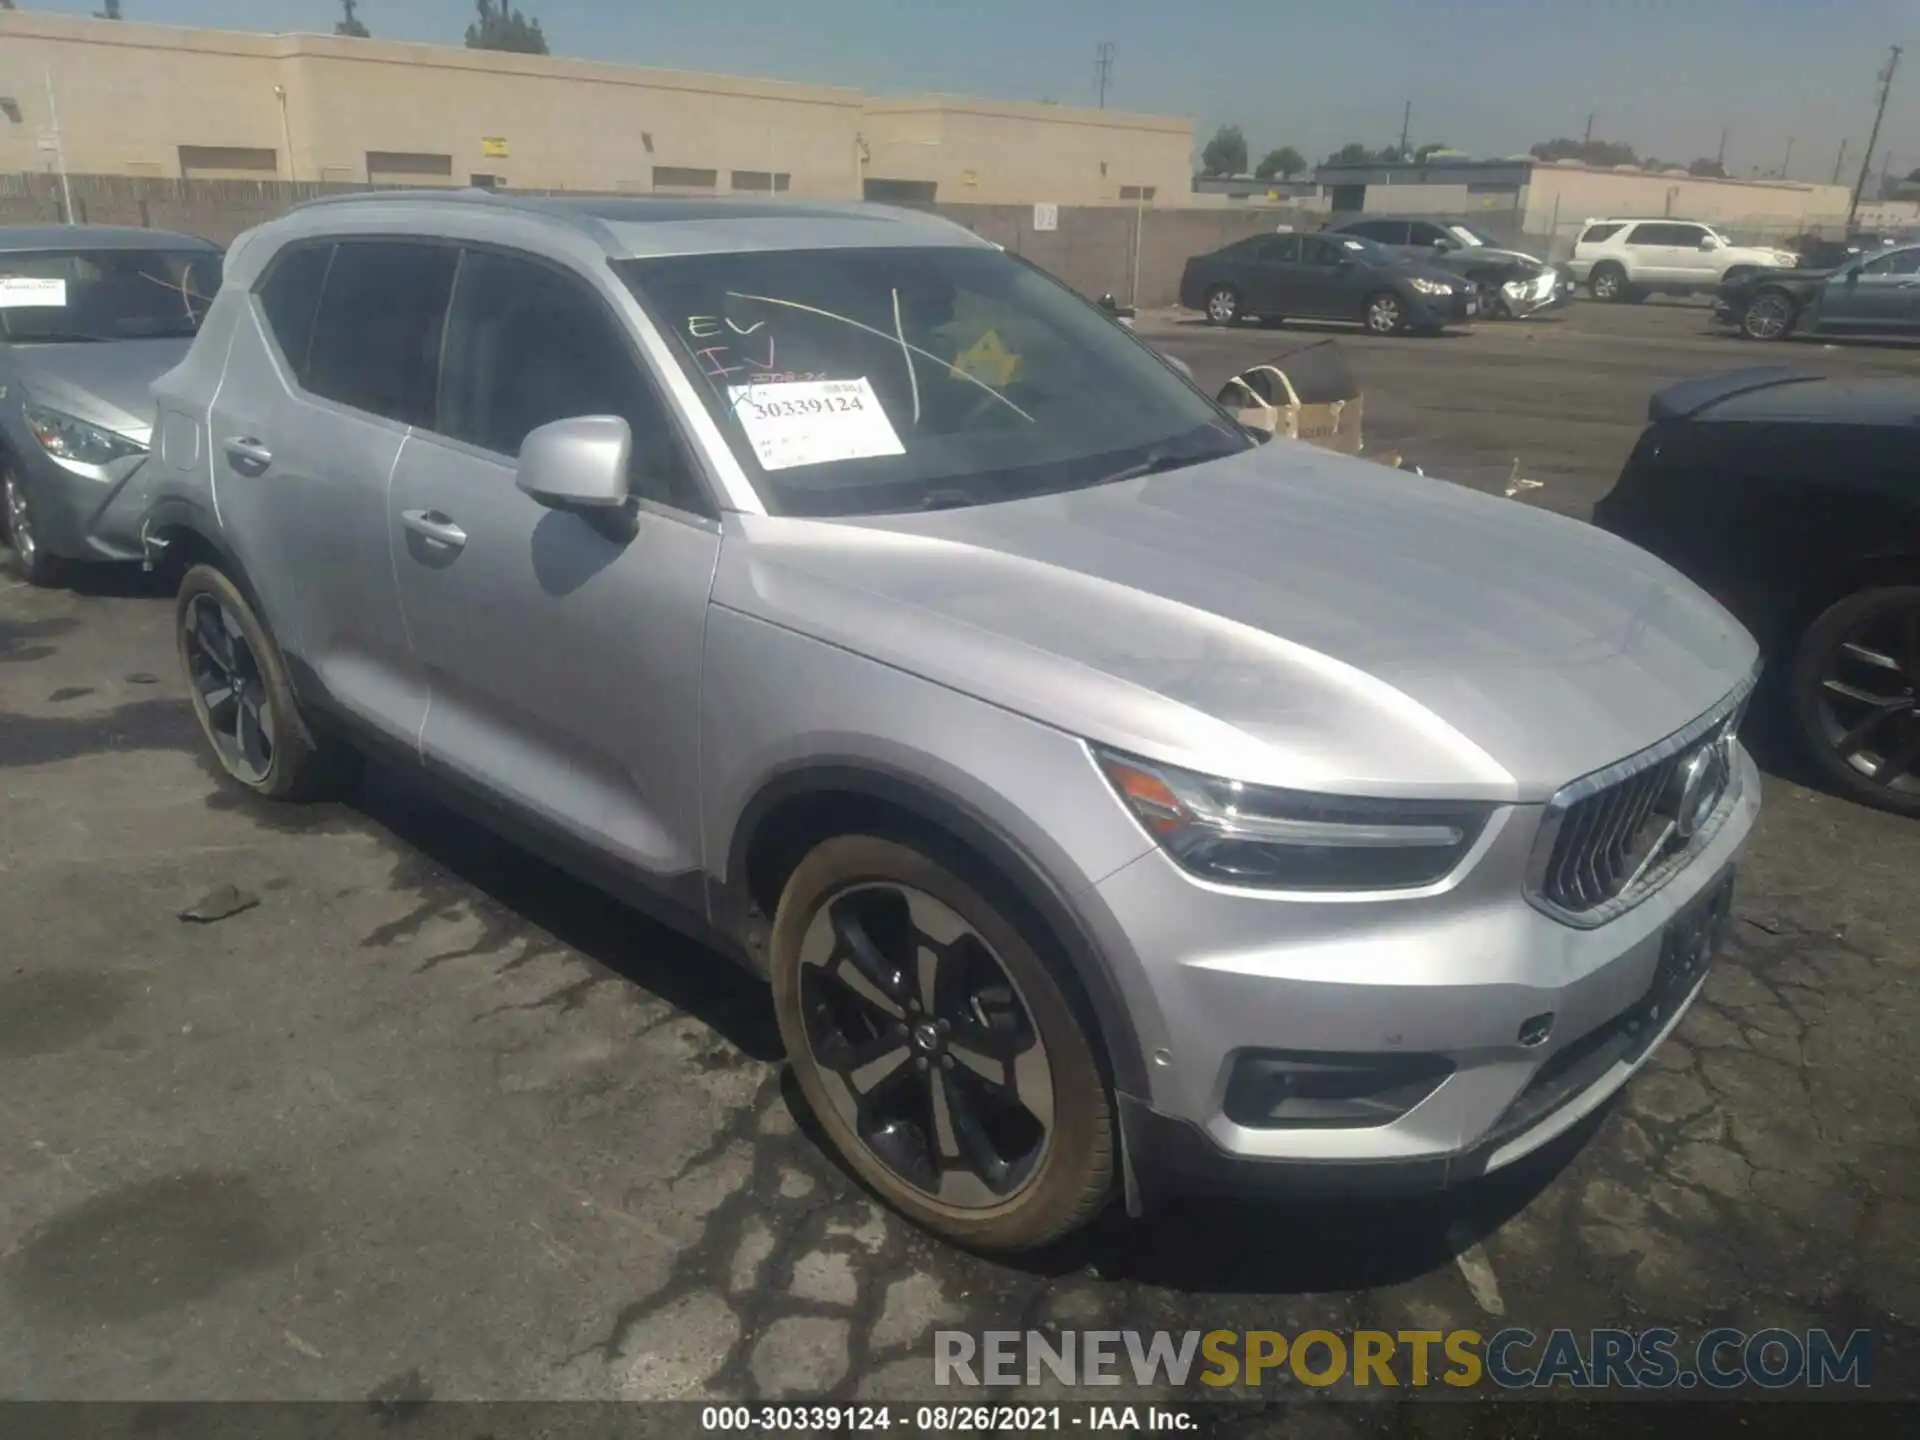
[952,328,1022,389]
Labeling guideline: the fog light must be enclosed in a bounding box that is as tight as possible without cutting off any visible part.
[1517,1013,1555,1047]
[1223,1050,1453,1129]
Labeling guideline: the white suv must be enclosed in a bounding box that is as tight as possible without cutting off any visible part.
[1569,219,1799,302]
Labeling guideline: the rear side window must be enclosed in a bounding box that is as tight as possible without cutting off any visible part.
[1259,235,1301,262]
[304,241,457,426]
[256,244,332,380]
[1626,223,1691,246]
[434,248,703,512]
[1579,223,1625,244]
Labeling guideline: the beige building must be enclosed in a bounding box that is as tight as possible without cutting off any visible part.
[0,10,1194,207]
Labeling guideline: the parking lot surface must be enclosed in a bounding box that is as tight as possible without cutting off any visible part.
[3,299,1918,1414]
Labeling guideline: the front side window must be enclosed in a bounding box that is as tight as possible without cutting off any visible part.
[1860,246,1920,277]
[1300,235,1350,266]
[0,247,222,342]
[434,249,701,511]
[620,245,1244,517]
[303,241,457,426]
[1350,220,1407,244]
[1261,235,1301,263]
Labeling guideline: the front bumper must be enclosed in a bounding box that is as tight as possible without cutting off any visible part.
[2,443,153,563]
[1094,747,1761,1203]
[1502,271,1578,317]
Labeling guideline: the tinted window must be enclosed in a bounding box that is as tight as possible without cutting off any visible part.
[1861,247,1920,277]
[304,241,457,426]
[621,245,1244,517]
[257,244,332,379]
[1300,235,1349,266]
[1259,235,1301,262]
[435,249,702,511]
[1580,222,1626,244]
[0,247,222,342]
[1347,220,1407,244]
[1407,222,1451,246]
[1627,223,1698,246]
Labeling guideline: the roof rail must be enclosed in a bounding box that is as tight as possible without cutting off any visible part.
[290,187,504,213]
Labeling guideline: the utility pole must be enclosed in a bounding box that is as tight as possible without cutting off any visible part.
[1848,43,1902,232]
[1779,136,1793,179]
[44,71,74,226]
[1093,41,1114,109]
[1716,128,1728,166]
[1583,112,1594,145]
[1399,100,1411,159]
[1832,137,1849,184]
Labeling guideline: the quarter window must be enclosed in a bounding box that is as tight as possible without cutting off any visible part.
[1579,222,1626,244]
[256,244,333,380]
[434,249,702,512]
[304,241,458,426]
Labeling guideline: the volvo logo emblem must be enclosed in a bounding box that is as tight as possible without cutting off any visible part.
[1669,741,1730,841]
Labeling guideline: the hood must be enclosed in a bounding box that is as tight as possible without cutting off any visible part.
[1729,263,1833,286]
[715,445,1757,802]
[9,338,193,444]
[1433,246,1549,273]
[1724,243,1800,267]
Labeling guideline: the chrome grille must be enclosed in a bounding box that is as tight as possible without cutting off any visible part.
[1527,676,1756,926]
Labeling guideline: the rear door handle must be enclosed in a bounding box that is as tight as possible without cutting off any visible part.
[401,509,468,550]
[223,436,273,471]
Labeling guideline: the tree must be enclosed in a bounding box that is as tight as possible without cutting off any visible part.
[336,0,371,37]
[1200,124,1248,177]
[1327,141,1374,165]
[1530,136,1639,167]
[1687,157,1727,178]
[1414,141,1451,162]
[1254,145,1307,181]
[466,0,548,55]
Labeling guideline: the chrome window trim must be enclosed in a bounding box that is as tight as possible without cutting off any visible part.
[1525,662,1761,929]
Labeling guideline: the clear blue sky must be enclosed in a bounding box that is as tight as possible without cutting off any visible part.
[19,0,1920,181]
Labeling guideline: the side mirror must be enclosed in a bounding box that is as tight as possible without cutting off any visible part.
[1845,267,1861,285]
[517,415,632,511]
[1431,237,1452,250]
[1164,354,1194,381]
[1698,237,1718,251]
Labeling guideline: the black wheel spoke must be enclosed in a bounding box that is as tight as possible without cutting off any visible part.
[1875,727,1920,786]
[940,1067,1013,1193]
[830,905,910,1011]
[1837,699,1908,757]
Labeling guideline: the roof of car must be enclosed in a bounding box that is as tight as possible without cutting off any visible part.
[0,223,219,253]
[280,190,992,259]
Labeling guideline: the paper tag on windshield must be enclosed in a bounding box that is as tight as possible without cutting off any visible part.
[0,277,66,308]
[726,377,904,471]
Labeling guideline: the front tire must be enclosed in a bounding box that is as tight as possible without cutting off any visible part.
[1589,263,1628,302]
[1364,290,1407,334]
[1787,584,1920,817]
[175,564,357,801]
[3,465,63,588]
[1203,284,1241,326]
[1741,288,1798,341]
[770,835,1114,1251]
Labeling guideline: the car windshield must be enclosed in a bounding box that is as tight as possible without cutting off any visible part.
[620,245,1246,517]
[0,247,222,343]
[1445,224,1496,248]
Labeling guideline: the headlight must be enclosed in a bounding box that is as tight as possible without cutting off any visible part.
[22,404,147,467]
[1408,277,1453,296]
[1095,748,1494,891]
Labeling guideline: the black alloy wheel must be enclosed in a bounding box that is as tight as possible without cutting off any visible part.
[796,881,1055,1208]
[1792,585,1920,817]
[1741,290,1797,341]
[183,590,277,785]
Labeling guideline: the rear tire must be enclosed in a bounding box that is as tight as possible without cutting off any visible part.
[2,465,63,589]
[175,563,359,801]
[1589,263,1628,302]
[1203,284,1241,326]
[770,834,1114,1251]
[1787,584,1920,818]
[1741,288,1798,341]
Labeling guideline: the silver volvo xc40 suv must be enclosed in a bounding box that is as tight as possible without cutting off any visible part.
[141,193,1760,1250]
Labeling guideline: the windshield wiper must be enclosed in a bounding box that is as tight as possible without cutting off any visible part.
[1093,444,1233,488]
[10,331,109,344]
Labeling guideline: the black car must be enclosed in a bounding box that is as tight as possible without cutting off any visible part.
[1178,231,1476,335]
[1331,217,1574,318]
[1716,242,1920,341]
[1593,367,1920,816]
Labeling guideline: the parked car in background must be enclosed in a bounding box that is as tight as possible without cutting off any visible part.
[1594,367,1920,817]
[1569,219,1799,302]
[1716,243,1920,341]
[0,225,223,585]
[1329,217,1573,318]
[144,190,1757,1248]
[1179,231,1477,333]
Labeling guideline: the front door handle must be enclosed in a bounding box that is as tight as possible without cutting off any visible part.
[223,436,273,471]
[401,509,468,550]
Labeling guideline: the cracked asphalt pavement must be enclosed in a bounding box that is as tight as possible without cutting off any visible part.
[2,300,1917,1414]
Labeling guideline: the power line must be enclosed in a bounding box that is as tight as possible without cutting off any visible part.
[1093,41,1114,109]
[1848,44,1901,231]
